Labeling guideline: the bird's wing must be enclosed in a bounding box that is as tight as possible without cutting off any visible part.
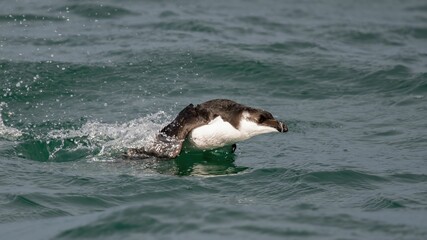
[124,104,212,159]
[160,103,212,139]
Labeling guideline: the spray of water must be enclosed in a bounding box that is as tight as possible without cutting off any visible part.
[47,111,171,161]
[0,102,23,140]
[3,109,172,162]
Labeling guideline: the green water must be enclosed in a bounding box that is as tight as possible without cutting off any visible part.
[1,0,427,239]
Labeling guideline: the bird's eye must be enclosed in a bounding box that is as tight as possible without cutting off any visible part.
[259,115,266,123]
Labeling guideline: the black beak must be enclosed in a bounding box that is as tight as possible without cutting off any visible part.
[264,119,288,133]
[277,121,288,133]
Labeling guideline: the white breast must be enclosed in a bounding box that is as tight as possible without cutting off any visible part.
[188,115,277,150]
[189,116,243,149]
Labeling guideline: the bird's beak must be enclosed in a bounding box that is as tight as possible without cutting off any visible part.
[264,119,288,132]
[277,121,288,133]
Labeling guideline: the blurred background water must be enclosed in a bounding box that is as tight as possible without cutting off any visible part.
[0,0,426,239]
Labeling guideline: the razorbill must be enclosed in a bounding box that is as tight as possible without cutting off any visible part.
[125,99,288,159]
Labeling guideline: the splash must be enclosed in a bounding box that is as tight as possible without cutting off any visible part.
[0,102,23,140]
[15,111,172,162]
[52,111,170,161]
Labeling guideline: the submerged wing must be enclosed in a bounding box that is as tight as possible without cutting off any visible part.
[124,134,184,159]
[124,104,212,159]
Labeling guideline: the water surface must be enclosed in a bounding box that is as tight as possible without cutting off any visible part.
[1,0,427,239]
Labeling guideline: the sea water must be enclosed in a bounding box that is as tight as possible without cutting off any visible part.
[0,0,426,239]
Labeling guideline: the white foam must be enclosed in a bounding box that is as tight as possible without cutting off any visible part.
[0,102,23,140]
[46,111,171,160]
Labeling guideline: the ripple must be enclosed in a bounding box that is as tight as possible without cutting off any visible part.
[301,170,388,189]
[288,119,342,134]
[236,41,326,54]
[405,4,427,12]
[1,194,70,223]
[235,225,316,237]
[159,10,179,18]
[57,4,138,19]
[329,28,403,46]
[227,168,325,202]
[193,52,279,78]
[141,20,219,33]
[29,35,104,47]
[361,195,405,211]
[55,203,199,238]
[289,213,422,237]
[389,173,427,183]
[237,16,290,32]
[362,129,403,139]
[360,65,426,94]
[0,14,64,22]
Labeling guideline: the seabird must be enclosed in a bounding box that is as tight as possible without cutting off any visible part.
[125,99,288,159]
